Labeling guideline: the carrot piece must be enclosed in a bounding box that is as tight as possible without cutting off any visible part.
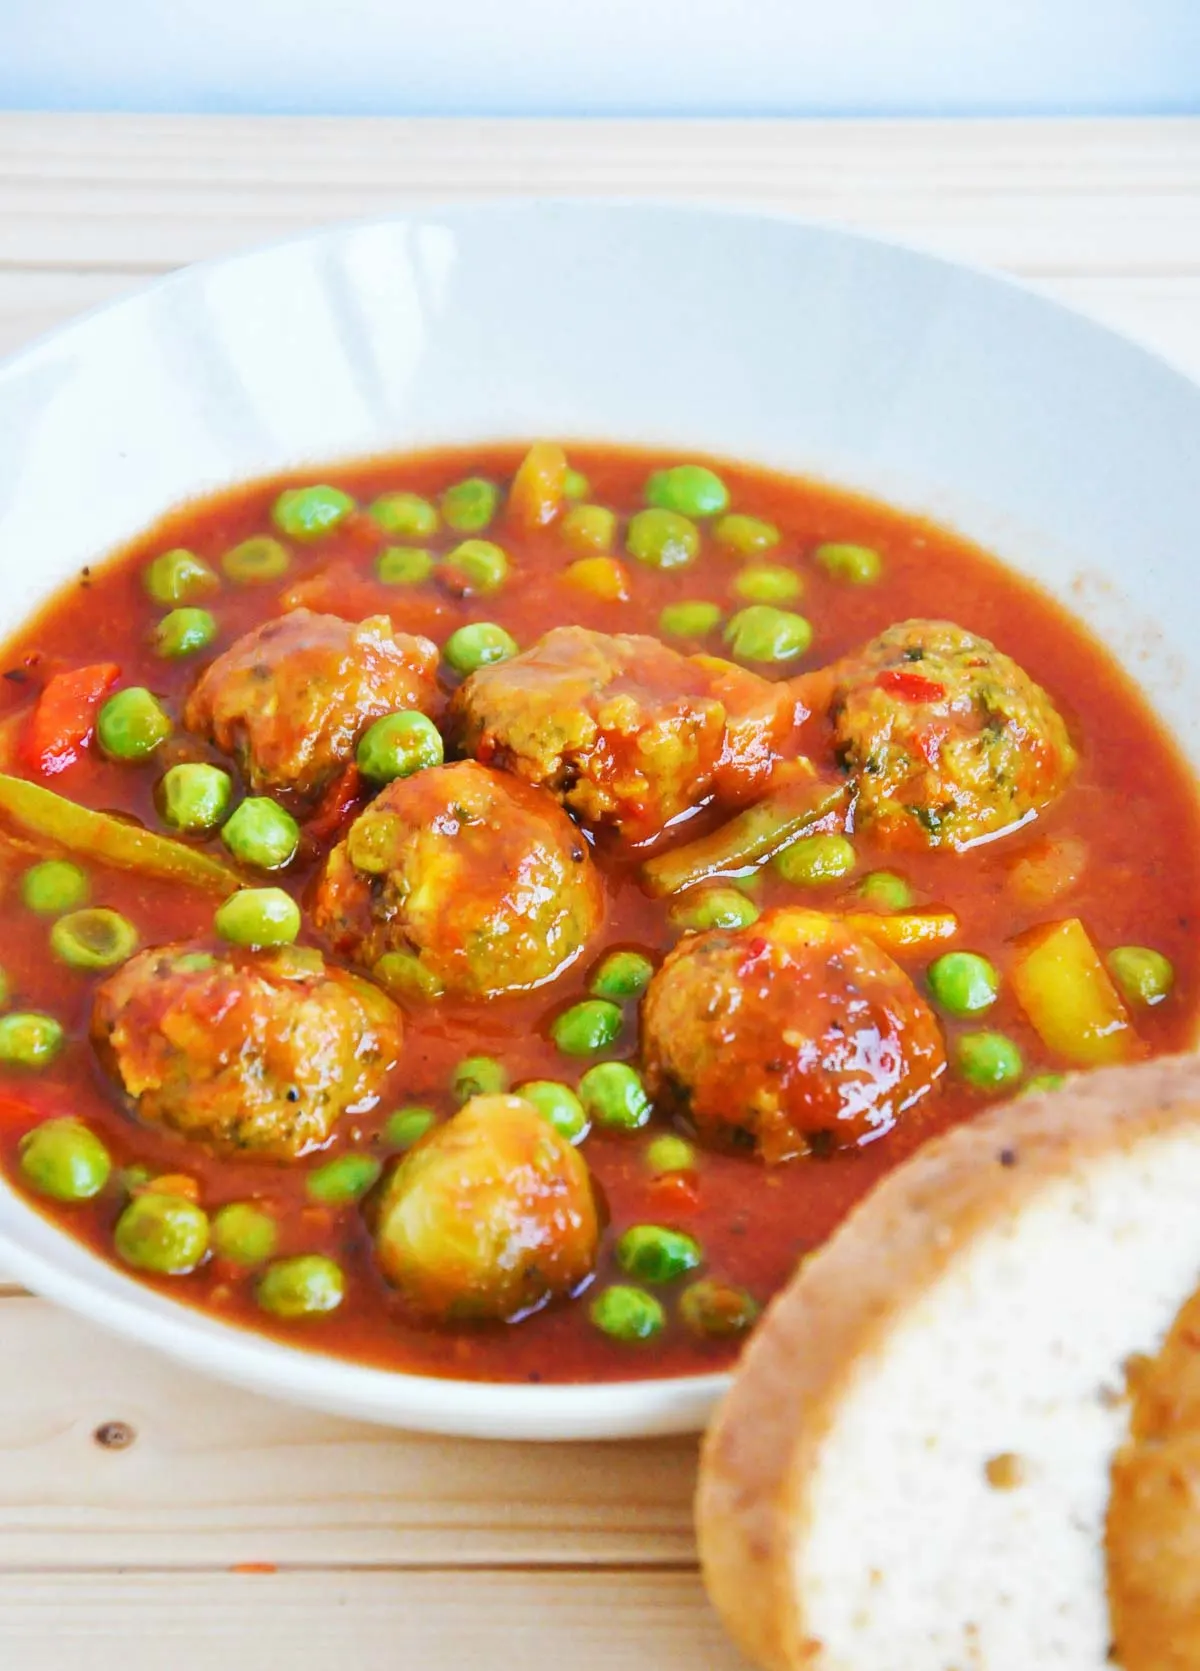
[24,663,120,775]
[840,909,959,954]
[1010,917,1141,1067]
[562,556,630,602]
[508,441,568,530]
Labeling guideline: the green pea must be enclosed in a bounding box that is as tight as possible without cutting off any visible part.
[814,541,883,585]
[441,477,498,533]
[1106,945,1175,1007]
[384,1106,437,1149]
[626,508,700,570]
[212,1202,278,1265]
[214,887,300,948]
[518,1080,589,1143]
[159,762,233,832]
[1024,1072,1067,1096]
[356,712,444,784]
[561,504,616,552]
[272,485,354,542]
[220,798,299,870]
[668,887,759,933]
[774,834,856,887]
[144,548,218,606]
[589,1284,665,1342]
[589,949,655,1002]
[444,622,519,676]
[857,870,915,911]
[22,859,88,915]
[659,600,722,639]
[679,1278,760,1339]
[550,999,623,1057]
[577,1061,652,1131]
[562,468,590,500]
[97,687,173,762]
[957,1030,1023,1089]
[724,605,812,664]
[452,1055,509,1103]
[222,536,291,583]
[369,491,439,539]
[714,513,780,556]
[732,565,802,605]
[373,951,444,1002]
[307,1153,383,1204]
[646,464,729,519]
[646,1133,696,1175]
[376,546,435,586]
[18,1117,111,1203]
[50,908,138,971]
[444,539,509,595]
[258,1253,346,1319]
[927,952,1000,1018]
[114,1192,209,1275]
[151,606,217,659]
[616,1224,702,1284]
[0,1012,63,1068]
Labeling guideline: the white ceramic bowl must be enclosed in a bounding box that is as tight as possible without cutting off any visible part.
[0,203,1198,1441]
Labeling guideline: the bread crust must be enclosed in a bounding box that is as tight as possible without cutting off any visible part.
[696,1052,1200,1671]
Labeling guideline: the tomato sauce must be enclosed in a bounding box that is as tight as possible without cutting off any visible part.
[0,442,1197,1384]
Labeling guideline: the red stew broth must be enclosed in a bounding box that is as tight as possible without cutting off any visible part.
[0,443,1196,1384]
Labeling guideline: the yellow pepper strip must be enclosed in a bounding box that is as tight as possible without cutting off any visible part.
[840,909,959,954]
[562,555,630,602]
[1009,916,1141,1067]
[508,441,568,530]
[0,772,242,896]
[641,778,845,898]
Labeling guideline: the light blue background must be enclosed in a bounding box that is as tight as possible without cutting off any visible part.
[2,0,1198,116]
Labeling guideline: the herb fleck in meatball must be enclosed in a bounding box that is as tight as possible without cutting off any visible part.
[374,1094,599,1322]
[829,619,1076,850]
[641,907,946,1162]
[449,625,795,841]
[184,608,439,805]
[312,760,603,1000]
[91,943,402,1160]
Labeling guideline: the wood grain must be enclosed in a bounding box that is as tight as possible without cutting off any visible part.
[0,113,1195,1670]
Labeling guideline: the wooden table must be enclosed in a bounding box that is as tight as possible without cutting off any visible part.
[0,114,1197,1670]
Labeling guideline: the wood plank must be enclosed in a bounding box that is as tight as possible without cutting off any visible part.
[0,1298,699,1567]
[0,116,1197,273]
[0,1569,749,1671]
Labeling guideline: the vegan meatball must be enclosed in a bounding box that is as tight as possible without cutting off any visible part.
[311,759,604,1000]
[829,618,1076,851]
[92,943,403,1160]
[641,906,946,1162]
[449,625,795,841]
[184,608,439,805]
[374,1094,599,1322]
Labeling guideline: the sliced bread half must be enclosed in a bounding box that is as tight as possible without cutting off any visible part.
[697,1053,1200,1671]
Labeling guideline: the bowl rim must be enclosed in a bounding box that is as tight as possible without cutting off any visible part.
[1,196,1197,1440]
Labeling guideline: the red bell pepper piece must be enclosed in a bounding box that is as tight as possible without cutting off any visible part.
[24,662,121,775]
[875,668,946,703]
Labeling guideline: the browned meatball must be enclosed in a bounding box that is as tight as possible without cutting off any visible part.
[312,760,604,1000]
[374,1094,599,1322]
[92,943,403,1160]
[184,608,439,805]
[449,625,796,841]
[641,907,946,1162]
[829,619,1076,851]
